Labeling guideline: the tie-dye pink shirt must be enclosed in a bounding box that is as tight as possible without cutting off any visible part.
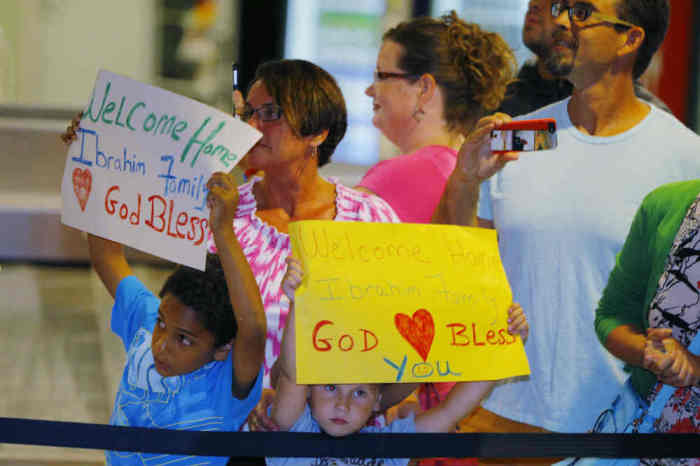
[210,176,399,388]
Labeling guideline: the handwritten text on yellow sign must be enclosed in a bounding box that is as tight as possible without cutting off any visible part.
[289,221,530,384]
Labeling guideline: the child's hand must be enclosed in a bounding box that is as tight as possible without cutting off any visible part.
[507,303,528,343]
[206,172,239,232]
[282,256,303,304]
[60,111,83,145]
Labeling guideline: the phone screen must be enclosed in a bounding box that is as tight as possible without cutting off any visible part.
[490,120,557,152]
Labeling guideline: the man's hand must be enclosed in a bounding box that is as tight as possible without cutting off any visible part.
[454,113,519,183]
[433,113,519,226]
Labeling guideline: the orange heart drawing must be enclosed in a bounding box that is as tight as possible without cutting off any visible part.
[72,167,92,212]
[394,309,435,362]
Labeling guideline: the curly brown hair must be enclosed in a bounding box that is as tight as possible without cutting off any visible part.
[383,11,516,133]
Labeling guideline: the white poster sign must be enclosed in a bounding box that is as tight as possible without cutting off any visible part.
[61,70,261,270]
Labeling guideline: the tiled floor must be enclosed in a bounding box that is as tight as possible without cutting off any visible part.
[0,262,174,465]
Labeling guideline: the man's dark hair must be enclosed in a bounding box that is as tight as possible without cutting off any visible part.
[251,59,347,166]
[159,253,236,348]
[616,0,670,79]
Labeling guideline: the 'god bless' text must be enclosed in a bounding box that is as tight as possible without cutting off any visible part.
[104,185,208,245]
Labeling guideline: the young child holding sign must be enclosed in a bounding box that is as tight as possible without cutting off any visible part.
[267,257,528,466]
[89,172,266,465]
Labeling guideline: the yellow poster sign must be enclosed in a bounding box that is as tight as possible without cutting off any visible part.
[288,221,530,384]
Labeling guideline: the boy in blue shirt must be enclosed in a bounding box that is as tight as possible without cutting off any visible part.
[89,172,266,465]
[267,258,529,466]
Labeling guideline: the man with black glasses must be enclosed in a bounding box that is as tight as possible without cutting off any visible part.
[499,0,669,117]
[434,1,700,463]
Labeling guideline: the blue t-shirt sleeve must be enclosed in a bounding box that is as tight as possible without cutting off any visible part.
[265,405,318,466]
[111,275,159,351]
[271,404,319,433]
[229,365,264,430]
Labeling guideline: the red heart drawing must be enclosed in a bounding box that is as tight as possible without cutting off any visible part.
[72,167,92,211]
[394,309,435,362]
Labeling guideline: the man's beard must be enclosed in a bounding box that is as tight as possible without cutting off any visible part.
[524,35,549,59]
[544,50,574,77]
[543,32,577,77]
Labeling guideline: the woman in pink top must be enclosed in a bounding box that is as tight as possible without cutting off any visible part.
[356,11,515,225]
[356,12,517,465]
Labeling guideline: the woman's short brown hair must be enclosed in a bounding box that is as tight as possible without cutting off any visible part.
[383,11,516,133]
[251,59,347,166]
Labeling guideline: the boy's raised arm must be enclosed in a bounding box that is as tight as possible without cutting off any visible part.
[207,172,267,399]
[270,257,308,430]
[87,234,133,299]
[67,118,132,300]
[61,112,133,298]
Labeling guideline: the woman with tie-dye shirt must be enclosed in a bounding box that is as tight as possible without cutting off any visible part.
[208,59,399,390]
